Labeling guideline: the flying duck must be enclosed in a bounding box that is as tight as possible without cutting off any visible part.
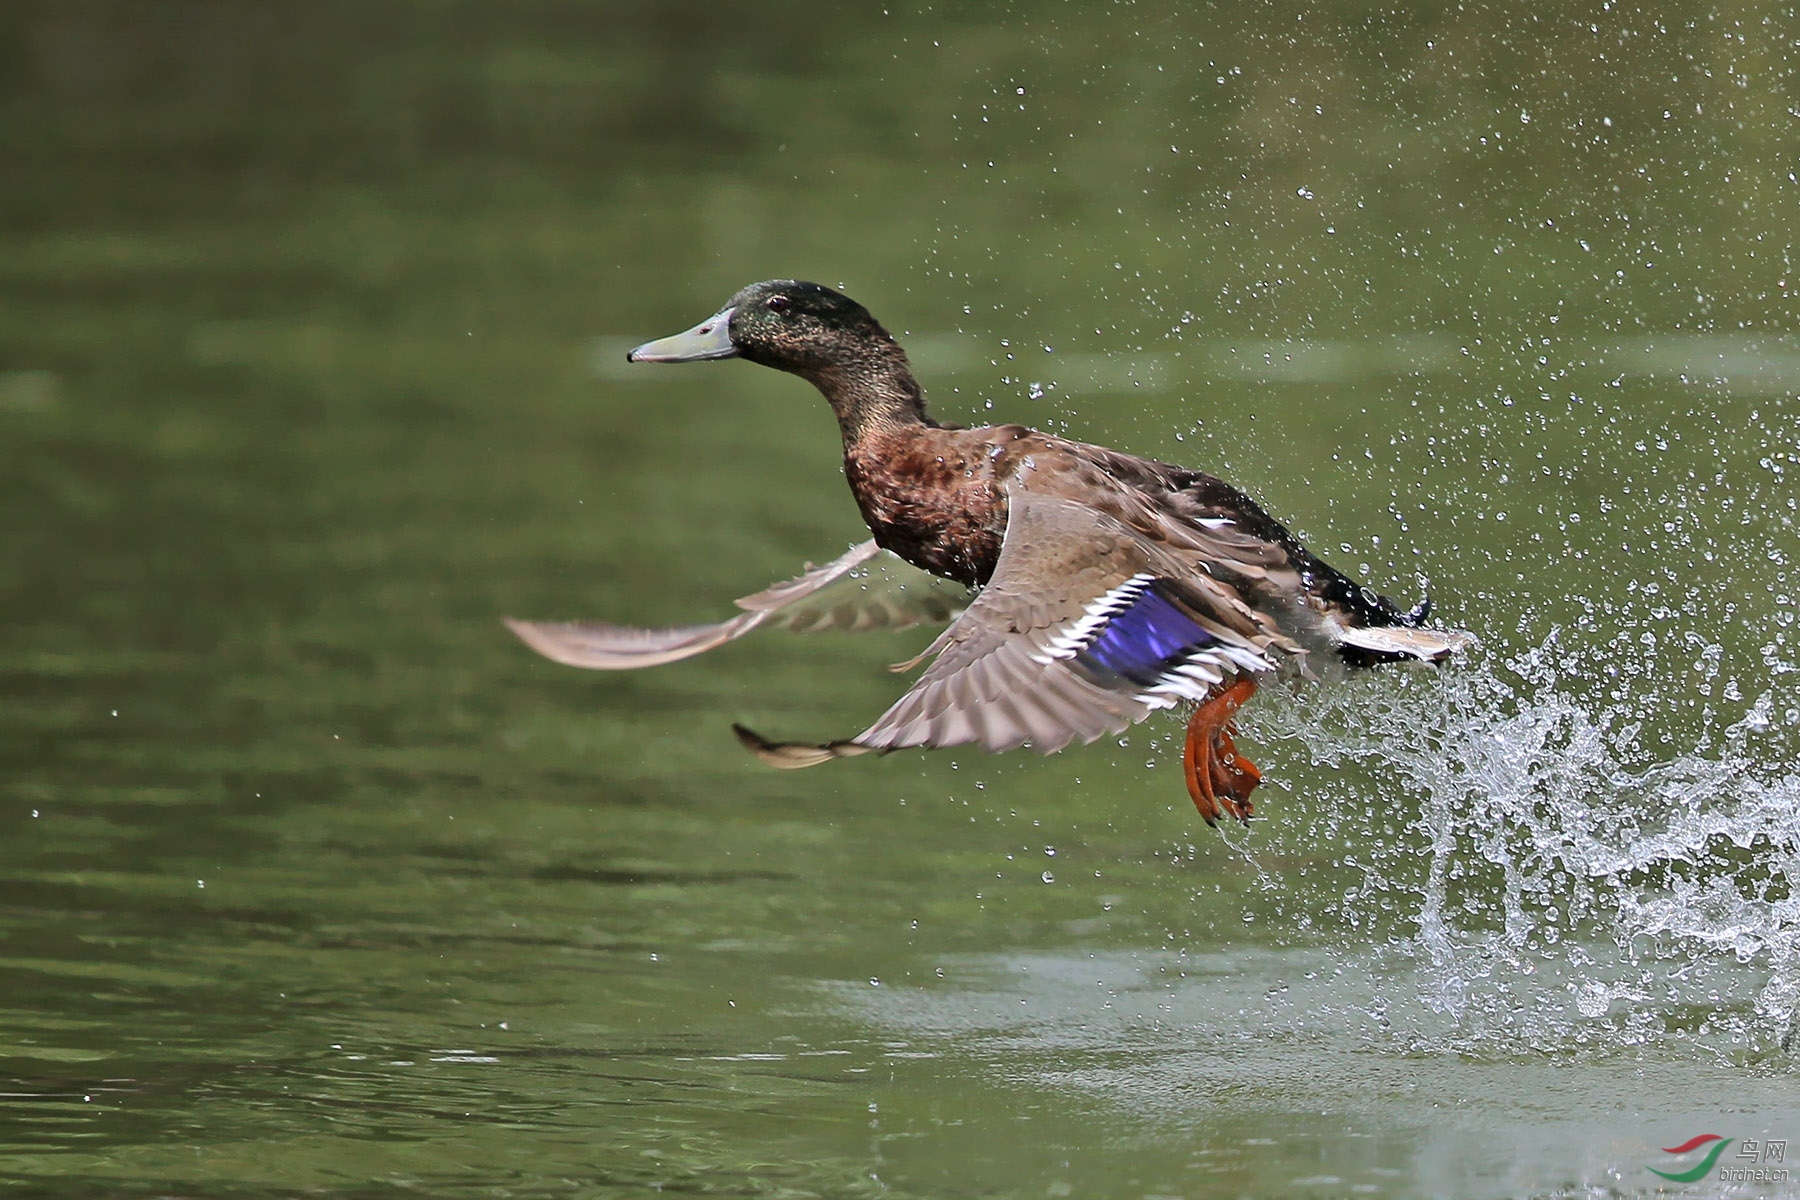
[508,280,1472,825]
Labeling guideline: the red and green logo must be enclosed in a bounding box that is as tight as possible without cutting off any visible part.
[1648,1134,1733,1182]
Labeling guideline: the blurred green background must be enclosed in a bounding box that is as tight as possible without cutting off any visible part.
[3,3,1798,1197]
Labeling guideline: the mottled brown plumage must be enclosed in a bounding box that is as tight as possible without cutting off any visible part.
[508,279,1474,827]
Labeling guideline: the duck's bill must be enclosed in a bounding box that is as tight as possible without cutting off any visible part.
[627,307,738,362]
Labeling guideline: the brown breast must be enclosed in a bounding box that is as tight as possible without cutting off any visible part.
[842,426,1030,587]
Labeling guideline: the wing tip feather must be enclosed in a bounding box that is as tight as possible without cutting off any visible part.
[732,723,876,769]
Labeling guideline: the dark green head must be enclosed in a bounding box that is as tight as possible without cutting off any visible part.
[627,280,899,374]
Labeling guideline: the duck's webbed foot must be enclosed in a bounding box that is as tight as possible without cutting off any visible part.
[1181,677,1261,827]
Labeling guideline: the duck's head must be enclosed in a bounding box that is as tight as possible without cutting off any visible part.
[627,280,898,375]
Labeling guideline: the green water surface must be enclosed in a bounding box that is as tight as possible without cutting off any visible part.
[4,4,1798,1197]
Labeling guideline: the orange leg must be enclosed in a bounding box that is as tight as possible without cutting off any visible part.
[1181,677,1261,827]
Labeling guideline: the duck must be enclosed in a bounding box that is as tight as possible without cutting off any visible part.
[508,280,1473,827]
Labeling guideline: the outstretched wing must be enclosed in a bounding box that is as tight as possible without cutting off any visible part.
[735,486,1304,768]
[506,540,967,670]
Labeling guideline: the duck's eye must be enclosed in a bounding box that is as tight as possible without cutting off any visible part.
[765,295,790,313]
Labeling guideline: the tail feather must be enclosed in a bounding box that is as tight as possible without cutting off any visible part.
[1335,624,1475,663]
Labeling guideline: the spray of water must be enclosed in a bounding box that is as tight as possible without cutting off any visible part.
[1255,632,1800,1064]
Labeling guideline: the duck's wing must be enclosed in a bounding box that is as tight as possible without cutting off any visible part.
[506,540,967,670]
[1065,441,1477,663]
[734,487,1301,767]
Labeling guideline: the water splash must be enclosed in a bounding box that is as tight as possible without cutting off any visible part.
[1255,633,1800,1063]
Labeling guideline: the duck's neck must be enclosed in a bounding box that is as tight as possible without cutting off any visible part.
[796,342,934,447]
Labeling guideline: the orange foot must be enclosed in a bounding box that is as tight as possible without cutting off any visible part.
[1181,677,1261,827]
